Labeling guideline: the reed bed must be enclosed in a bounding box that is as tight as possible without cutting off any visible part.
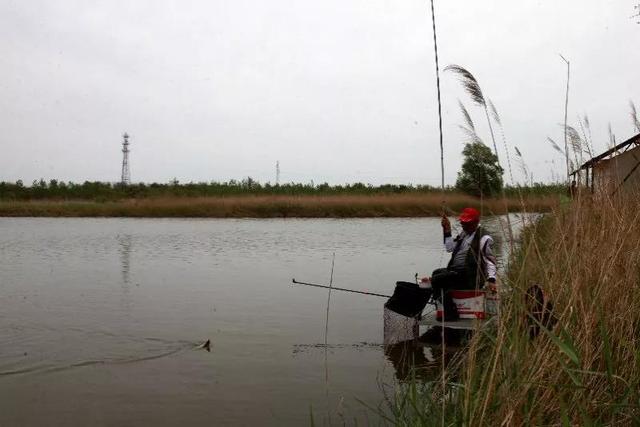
[0,193,559,218]
[388,190,640,425]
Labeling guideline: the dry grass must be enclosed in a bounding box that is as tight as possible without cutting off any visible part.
[0,193,559,218]
[389,189,640,425]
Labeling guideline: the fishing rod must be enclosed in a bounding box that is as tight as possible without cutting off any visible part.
[426,5,449,410]
[292,279,391,299]
[430,0,444,193]
[429,0,449,230]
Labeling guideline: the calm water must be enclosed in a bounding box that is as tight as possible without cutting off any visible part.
[0,216,520,426]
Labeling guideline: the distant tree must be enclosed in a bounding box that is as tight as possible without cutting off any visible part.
[456,142,504,197]
[242,176,256,189]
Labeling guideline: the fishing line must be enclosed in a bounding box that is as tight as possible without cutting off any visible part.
[324,253,335,348]
[324,252,335,424]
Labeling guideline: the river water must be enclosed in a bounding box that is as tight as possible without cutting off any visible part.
[0,216,522,426]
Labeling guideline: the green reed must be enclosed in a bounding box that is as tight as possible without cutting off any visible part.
[384,193,640,425]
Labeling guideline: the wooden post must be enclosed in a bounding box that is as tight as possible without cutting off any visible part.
[586,167,590,192]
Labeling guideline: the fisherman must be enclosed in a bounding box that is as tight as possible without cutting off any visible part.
[426,207,497,320]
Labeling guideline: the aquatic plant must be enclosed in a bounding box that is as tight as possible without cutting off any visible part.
[385,190,640,424]
[0,193,560,218]
[445,64,499,163]
[630,100,640,133]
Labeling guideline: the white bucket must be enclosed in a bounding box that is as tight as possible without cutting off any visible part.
[436,290,487,319]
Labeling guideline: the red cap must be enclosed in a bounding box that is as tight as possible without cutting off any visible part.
[459,207,480,223]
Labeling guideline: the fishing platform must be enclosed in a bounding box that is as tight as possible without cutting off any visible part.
[419,308,496,330]
[419,288,499,331]
[292,278,499,337]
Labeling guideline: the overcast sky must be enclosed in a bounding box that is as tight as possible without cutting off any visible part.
[1,0,638,186]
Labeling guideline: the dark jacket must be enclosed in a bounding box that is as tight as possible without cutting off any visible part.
[446,226,491,289]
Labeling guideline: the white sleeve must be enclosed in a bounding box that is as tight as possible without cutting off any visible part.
[444,234,455,252]
[480,235,497,280]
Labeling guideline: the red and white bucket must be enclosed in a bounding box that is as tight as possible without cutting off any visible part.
[436,290,487,319]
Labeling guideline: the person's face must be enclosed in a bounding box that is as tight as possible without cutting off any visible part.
[460,220,479,234]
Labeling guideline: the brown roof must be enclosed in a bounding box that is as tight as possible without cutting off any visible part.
[572,132,640,174]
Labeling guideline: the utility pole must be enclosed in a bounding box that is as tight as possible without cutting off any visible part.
[559,54,570,180]
[121,132,131,185]
[276,160,280,185]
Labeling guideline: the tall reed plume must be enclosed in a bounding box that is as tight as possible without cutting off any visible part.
[630,100,640,133]
[445,65,500,163]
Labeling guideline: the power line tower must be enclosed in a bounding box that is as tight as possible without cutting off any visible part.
[276,160,280,185]
[121,132,131,185]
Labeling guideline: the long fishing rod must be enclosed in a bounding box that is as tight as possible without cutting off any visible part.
[292,279,391,298]
[428,5,447,419]
[430,0,444,192]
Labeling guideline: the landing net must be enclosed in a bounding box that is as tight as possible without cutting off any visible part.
[383,307,419,346]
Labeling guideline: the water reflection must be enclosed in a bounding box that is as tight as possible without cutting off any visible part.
[117,234,133,315]
[384,340,435,381]
[384,329,471,381]
[117,233,132,288]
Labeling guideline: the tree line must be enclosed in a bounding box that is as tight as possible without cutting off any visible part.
[0,178,566,201]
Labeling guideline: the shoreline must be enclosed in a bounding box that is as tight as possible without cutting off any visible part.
[0,194,560,218]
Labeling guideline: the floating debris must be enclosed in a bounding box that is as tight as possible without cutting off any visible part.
[198,339,211,352]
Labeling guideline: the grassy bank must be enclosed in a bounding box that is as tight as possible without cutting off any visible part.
[0,193,559,218]
[388,192,640,424]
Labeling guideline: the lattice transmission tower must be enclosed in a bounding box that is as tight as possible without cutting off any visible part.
[121,132,131,185]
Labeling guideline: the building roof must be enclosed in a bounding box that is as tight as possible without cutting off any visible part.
[572,132,640,174]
